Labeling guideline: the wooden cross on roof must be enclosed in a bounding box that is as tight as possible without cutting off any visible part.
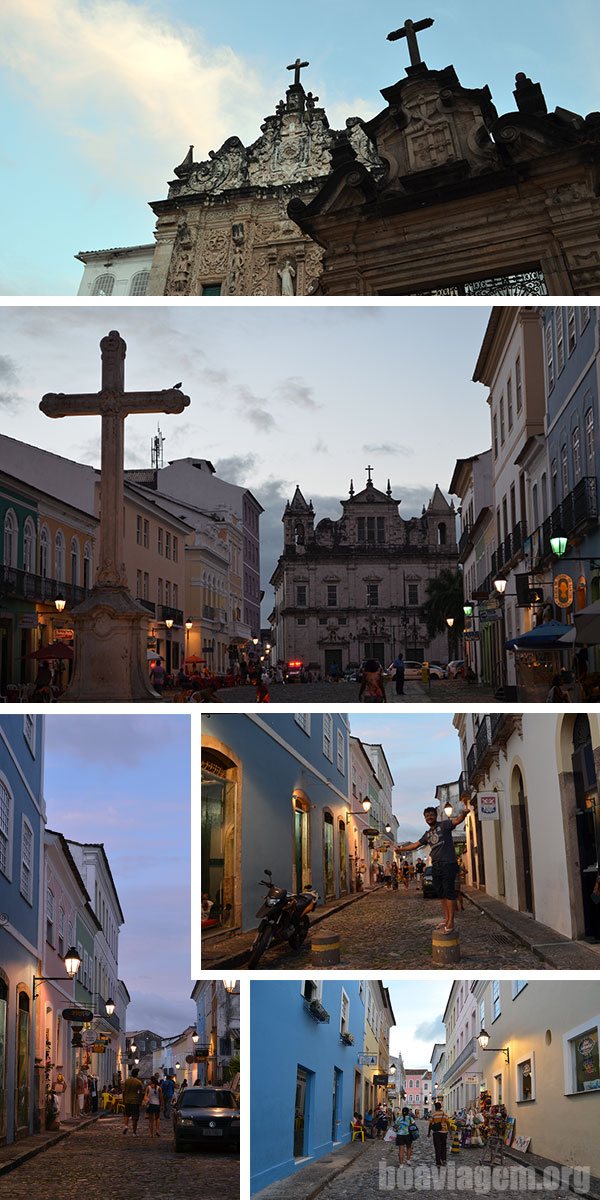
[287,57,309,86]
[40,331,190,591]
[387,17,434,68]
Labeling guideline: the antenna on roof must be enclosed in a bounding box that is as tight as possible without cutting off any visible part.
[151,423,165,470]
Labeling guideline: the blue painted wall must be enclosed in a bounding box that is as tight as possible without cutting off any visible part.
[206,714,351,930]
[250,979,364,1193]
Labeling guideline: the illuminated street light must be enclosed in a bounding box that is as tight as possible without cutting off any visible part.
[550,535,568,558]
[54,595,66,612]
[493,575,507,595]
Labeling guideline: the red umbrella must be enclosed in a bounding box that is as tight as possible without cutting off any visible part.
[30,642,74,661]
[185,655,206,665]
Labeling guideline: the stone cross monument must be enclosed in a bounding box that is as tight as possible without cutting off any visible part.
[40,330,191,701]
[387,17,434,69]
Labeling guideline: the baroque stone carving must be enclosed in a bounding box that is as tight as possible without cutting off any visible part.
[183,137,249,195]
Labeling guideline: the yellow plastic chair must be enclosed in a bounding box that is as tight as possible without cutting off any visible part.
[351,1126,365,1142]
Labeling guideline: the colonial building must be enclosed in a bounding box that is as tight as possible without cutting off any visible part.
[270,472,458,673]
[191,979,240,1088]
[289,25,600,295]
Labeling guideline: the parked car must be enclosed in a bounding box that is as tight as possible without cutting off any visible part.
[403,660,445,680]
[173,1087,240,1153]
[421,865,436,897]
[447,660,465,679]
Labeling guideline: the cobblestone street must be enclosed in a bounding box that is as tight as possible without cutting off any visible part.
[245,884,544,970]
[210,678,494,704]
[0,1114,239,1200]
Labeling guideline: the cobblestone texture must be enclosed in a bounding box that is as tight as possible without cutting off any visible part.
[247,883,545,971]
[210,678,494,704]
[316,1124,575,1200]
[0,1113,239,1200]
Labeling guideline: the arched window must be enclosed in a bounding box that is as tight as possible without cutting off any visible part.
[23,517,36,574]
[55,531,65,582]
[294,522,305,546]
[437,522,447,546]
[92,274,115,296]
[83,542,92,590]
[3,509,17,567]
[39,525,50,578]
[129,270,149,296]
[70,537,80,586]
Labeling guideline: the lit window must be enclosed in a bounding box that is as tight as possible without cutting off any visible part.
[516,1054,535,1102]
[563,1019,600,1095]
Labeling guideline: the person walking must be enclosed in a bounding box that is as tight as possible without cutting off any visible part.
[388,653,406,697]
[358,659,387,703]
[159,1073,176,1119]
[415,857,425,890]
[143,1075,163,1137]
[394,1107,417,1165]
[375,1104,388,1139]
[122,1068,145,1136]
[150,657,165,695]
[428,1101,449,1166]
[399,803,469,933]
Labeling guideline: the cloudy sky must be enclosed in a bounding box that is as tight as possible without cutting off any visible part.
[44,714,193,1035]
[1,0,598,294]
[387,979,448,1068]
[351,713,461,843]
[1,304,492,614]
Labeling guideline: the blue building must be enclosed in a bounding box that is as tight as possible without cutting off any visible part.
[0,715,45,1144]
[202,714,351,932]
[542,306,599,616]
[250,979,365,1193]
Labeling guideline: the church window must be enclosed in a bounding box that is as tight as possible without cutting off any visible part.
[357,518,365,543]
[507,377,513,431]
[3,509,17,567]
[586,407,595,464]
[338,617,347,625]
[408,584,419,606]
[296,585,307,607]
[326,585,338,608]
[556,308,565,374]
[437,523,447,546]
[567,307,577,355]
[294,523,305,546]
[92,274,114,296]
[297,617,306,626]
[377,517,385,543]
[129,271,149,296]
[572,427,581,478]
[545,323,555,392]
[366,584,379,607]
[515,356,523,412]
[202,284,222,296]
[319,618,327,625]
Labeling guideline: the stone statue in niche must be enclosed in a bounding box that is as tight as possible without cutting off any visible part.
[227,223,245,295]
[278,257,296,295]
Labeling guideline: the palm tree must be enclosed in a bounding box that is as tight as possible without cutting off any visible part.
[421,569,465,658]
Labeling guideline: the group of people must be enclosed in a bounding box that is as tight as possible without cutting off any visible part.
[121,1069,191,1137]
[352,1101,453,1167]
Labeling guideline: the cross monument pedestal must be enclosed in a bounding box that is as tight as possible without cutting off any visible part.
[40,330,191,702]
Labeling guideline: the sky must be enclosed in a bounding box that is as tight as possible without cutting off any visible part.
[1,0,599,294]
[43,713,193,1035]
[387,979,449,1068]
[0,304,492,614]
[351,713,461,843]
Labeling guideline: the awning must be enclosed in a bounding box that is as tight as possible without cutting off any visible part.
[574,599,600,644]
[505,620,574,650]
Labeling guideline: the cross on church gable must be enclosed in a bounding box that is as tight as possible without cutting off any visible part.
[387,16,434,68]
[365,464,374,483]
[287,57,309,86]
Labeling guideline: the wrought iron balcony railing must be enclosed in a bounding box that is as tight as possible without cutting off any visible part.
[158,605,184,626]
[0,564,88,607]
[529,477,598,567]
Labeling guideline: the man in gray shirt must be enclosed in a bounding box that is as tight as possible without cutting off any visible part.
[399,804,469,932]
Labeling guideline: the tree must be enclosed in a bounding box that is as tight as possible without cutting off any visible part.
[421,569,465,658]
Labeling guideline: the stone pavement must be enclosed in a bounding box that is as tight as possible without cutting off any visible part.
[207,882,545,971]
[210,677,494,705]
[463,887,600,970]
[0,1112,239,1200]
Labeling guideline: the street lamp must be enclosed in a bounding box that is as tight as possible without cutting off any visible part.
[446,617,454,628]
[443,802,454,818]
[493,574,507,595]
[550,534,568,558]
[165,617,174,630]
[385,823,392,834]
[54,595,66,613]
[185,617,193,632]
[105,997,115,1016]
[478,1028,510,1063]
[192,1032,199,1045]
[129,1042,137,1054]
[463,603,473,617]
[34,946,82,997]
[223,979,238,994]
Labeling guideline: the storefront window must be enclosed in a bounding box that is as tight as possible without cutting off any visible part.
[569,1027,600,1093]
[16,992,30,1129]
[201,757,237,928]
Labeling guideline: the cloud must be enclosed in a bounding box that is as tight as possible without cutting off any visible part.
[0,0,274,195]
[313,439,328,453]
[214,454,255,484]
[276,377,321,411]
[0,354,22,408]
[236,385,276,432]
[414,1015,445,1043]
[363,442,413,457]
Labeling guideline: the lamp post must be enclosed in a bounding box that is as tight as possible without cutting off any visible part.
[33,946,82,997]
[185,617,193,661]
[54,595,66,613]
[478,1029,510,1063]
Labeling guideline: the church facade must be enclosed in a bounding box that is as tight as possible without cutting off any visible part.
[269,474,458,675]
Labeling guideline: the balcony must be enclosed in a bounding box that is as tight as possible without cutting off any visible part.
[530,477,598,568]
[458,525,473,561]
[466,714,523,785]
[138,598,156,616]
[0,564,88,608]
[491,519,527,578]
[158,605,184,626]
[93,993,120,1031]
[489,712,522,748]
[442,1036,478,1086]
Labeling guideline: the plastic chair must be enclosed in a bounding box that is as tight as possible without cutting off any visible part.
[351,1126,365,1142]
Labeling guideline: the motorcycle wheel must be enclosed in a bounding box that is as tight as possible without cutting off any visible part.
[289,916,310,952]
[246,926,273,968]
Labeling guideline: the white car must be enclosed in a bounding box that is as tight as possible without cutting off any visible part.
[401,661,445,680]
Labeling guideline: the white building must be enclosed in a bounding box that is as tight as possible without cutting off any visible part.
[441,981,482,1113]
[191,979,240,1088]
[75,245,154,297]
[449,450,494,680]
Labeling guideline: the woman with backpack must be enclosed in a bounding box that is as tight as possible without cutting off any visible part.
[394,1107,419,1164]
[143,1075,163,1137]
[358,659,387,703]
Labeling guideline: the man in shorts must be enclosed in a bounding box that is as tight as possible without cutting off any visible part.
[122,1068,144,1136]
[399,803,469,932]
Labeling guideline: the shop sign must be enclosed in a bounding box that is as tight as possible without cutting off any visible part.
[479,610,502,624]
[464,632,480,641]
[373,1073,388,1085]
[91,1042,107,1053]
[554,574,574,609]
[19,615,38,628]
[358,1053,378,1066]
[62,1008,94,1022]
[54,627,74,641]
[477,791,500,821]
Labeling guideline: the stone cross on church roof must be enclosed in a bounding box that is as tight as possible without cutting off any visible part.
[387,16,434,68]
[287,57,310,87]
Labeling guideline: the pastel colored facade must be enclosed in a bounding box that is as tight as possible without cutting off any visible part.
[0,715,45,1145]
[121,481,190,673]
[191,979,240,1087]
[441,979,481,1112]
[445,981,600,1176]
[430,1042,446,1105]
[360,981,395,1116]
[250,979,365,1193]
[201,713,350,933]
[449,450,493,680]
[404,1069,431,1111]
[454,712,600,943]
[270,476,458,674]
[153,1025,197,1089]
[360,741,398,870]
[349,736,386,889]
[76,246,154,297]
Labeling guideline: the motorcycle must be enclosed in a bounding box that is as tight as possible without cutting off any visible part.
[246,869,319,967]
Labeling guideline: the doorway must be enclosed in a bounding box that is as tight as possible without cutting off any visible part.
[331,1068,343,1143]
[324,649,343,676]
[201,753,237,928]
[363,640,385,664]
[572,715,600,940]
[338,820,348,894]
[293,792,310,893]
[512,768,533,913]
[294,1066,310,1158]
[323,812,335,899]
[16,992,30,1134]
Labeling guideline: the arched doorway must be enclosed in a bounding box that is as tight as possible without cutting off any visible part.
[338,820,348,894]
[15,989,31,1134]
[571,715,600,941]
[511,768,534,914]
[292,791,310,893]
[201,748,238,929]
[323,811,335,899]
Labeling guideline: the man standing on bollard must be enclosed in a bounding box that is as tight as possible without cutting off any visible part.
[399,803,469,933]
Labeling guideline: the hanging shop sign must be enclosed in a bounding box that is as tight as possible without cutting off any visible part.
[358,1053,378,1067]
[477,791,500,821]
[54,627,74,641]
[554,574,574,609]
[479,610,503,624]
[373,1073,389,1085]
[62,1008,94,1022]
[91,1042,107,1054]
[19,615,38,629]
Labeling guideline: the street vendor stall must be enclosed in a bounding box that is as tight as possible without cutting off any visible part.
[506,621,575,702]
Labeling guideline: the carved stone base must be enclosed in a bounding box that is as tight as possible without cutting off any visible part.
[58,588,159,703]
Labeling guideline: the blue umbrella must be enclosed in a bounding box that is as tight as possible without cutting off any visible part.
[505,620,573,650]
